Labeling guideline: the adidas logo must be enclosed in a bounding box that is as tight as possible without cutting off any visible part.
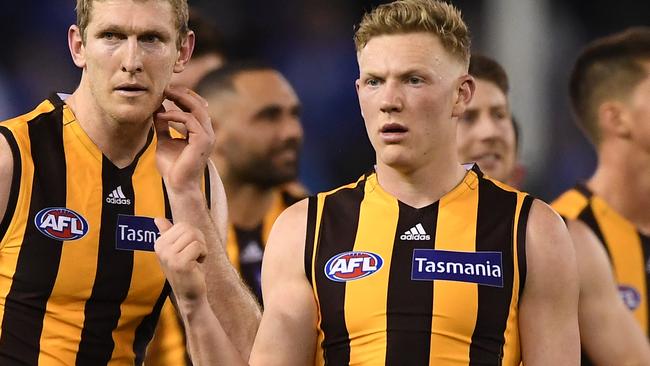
[240,241,264,264]
[106,186,132,205]
[400,223,430,241]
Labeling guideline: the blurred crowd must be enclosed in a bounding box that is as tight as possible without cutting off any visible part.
[0,0,648,199]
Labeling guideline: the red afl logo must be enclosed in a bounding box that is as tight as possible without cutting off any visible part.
[324,251,384,282]
[34,207,89,241]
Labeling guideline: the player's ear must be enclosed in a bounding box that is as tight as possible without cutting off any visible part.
[173,30,195,73]
[452,74,475,118]
[68,25,86,68]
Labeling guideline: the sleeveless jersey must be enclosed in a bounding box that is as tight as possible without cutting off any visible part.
[0,94,182,365]
[305,166,533,366]
[226,188,304,303]
[552,184,650,365]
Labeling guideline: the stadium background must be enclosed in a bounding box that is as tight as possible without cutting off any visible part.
[0,0,648,200]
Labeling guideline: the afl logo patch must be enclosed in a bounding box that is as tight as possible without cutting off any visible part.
[618,285,641,310]
[34,207,89,241]
[324,251,383,282]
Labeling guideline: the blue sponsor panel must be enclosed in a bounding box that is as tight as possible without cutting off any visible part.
[115,215,161,252]
[34,207,89,241]
[411,249,503,287]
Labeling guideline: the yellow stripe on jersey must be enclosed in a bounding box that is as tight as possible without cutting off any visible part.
[592,196,648,331]
[38,102,103,365]
[346,174,398,364]
[0,95,171,365]
[307,167,530,365]
[430,171,479,364]
[552,185,650,334]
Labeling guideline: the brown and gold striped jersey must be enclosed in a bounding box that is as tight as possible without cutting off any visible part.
[0,94,204,365]
[553,185,650,333]
[304,166,533,366]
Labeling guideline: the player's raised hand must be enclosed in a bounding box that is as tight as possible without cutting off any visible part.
[153,85,214,192]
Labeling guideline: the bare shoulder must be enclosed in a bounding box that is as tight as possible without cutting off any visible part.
[565,219,610,270]
[0,132,14,222]
[524,199,577,290]
[526,199,573,253]
[264,198,310,262]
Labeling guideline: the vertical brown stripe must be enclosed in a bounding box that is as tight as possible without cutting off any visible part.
[516,196,533,296]
[469,179,517,365]
[304,196,317,285]
[315,179,366,366]
[76,157,137,366]
[385,202,437,365]
[0,127,21,240]
[577,205,611,262]
[0,108,66,365]
[132,282,171,366]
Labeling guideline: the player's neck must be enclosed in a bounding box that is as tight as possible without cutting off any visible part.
[588,143,650,234]
[66,86,152,169]
[375,155,467,209]
[217,163,278,230]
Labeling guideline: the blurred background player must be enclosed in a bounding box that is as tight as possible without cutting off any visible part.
[170,8,226,89]
[552,27,650,365]
[456,54,525,187]
[147,62,305,364]
[197,61,305,303]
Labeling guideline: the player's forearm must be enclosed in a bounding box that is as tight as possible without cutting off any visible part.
[179,296,250,366]
[166,189,261,358]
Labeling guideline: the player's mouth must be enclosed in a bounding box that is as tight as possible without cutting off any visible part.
[380,123,409,143]
[114,83,148,97]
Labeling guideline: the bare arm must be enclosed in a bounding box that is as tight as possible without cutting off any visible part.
[155,199,318,366]
[0,133,12,225]
[568,219,650,365]
[519,200,580,365]
[203,158,260,358]
[248,198,318,365]
[154,86,260,359]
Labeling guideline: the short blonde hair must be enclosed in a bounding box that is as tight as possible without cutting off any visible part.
[354,0,470,66]
[76,0,189,48]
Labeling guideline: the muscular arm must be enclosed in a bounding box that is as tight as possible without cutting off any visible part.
[519,200,580,365]
[155,199,318,366]
[0,133,12,226]
[248,198,318,365]
[568,219,650,365]
[154,86,260,359]
[202,159,260,358]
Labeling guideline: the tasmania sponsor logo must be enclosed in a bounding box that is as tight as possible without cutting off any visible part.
[324,251,384,282]
[34,207,89,241]
[115,214,161,252]
[618,285,641,310]
[411,249,503,287]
